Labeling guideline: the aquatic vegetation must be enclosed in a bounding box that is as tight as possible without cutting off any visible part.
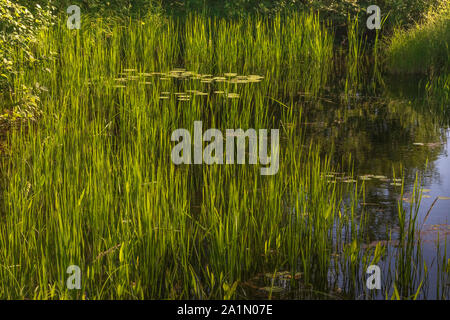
[0,10,448,301]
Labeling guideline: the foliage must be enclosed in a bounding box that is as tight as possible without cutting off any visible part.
[0,0,54,89]
[386,2,450,74]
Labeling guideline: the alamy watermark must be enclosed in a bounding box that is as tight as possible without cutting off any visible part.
[66,265,81,290]
[171,121,279,175]
[367,5,381,30]
[67,5,81,30]
[366,265,381,290]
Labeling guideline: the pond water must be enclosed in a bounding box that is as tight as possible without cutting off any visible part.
[303,77,450,236]
[244,75,449,299]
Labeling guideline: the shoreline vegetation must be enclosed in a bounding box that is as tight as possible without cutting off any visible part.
[0,0,448,299]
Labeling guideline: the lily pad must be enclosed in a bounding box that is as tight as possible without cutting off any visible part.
[226,93,240,99]
[260,286,284,293]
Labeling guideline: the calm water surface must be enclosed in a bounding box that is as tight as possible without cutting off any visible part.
[247,75,449,299]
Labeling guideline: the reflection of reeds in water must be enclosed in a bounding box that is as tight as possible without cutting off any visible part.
[345,17,366,98]
[426,73,450,113]
[184,12,333,98]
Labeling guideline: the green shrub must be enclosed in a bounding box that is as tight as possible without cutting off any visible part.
[0,0,54,89]
[386,2,450,74]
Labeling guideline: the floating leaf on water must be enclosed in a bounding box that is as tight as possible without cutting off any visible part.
[139,73,153,77]
[422,195,432,199]
[226,93,240,99]
[425,142,442,147]
[390,183,402,187]
[161,92,170,95]
[139,82,152,85]
[421,189,431,193]
[373,175,388,179]
[224,73,237,77]
[331,253,339,257]
[112,85,126,88]
[438,196,450,200]
[123,69,136,72]
[392,178,402,182]
[194,92,208,96]
[359,176,372,181]
[260,286,284,293]
[159,96,169,100]
[264,271,291,279]
[361,240,399,249]
[228,78,249,84]
[160,78,170,81]
[248,74,264,80]
[413,142,442,148]
[214,91,225,94]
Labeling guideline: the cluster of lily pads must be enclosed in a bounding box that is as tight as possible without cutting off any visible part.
[150,69,264,83]
[324,172,403,186]
[111,68,264,101]
[158,89,241,101]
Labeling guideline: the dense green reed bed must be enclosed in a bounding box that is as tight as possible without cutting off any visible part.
[386,3,449,75]
[0,13,448,299]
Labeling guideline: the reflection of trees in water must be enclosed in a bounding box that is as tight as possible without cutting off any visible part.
[299,86,448,241]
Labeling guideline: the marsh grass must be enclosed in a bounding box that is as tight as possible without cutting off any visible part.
[0,12,446,299]
[386,3,450,75]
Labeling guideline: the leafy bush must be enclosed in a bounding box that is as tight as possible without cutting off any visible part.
[386,2,450,74]
[0,0,54,89]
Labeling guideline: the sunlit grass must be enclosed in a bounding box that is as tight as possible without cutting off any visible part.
[386,3,450,74]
